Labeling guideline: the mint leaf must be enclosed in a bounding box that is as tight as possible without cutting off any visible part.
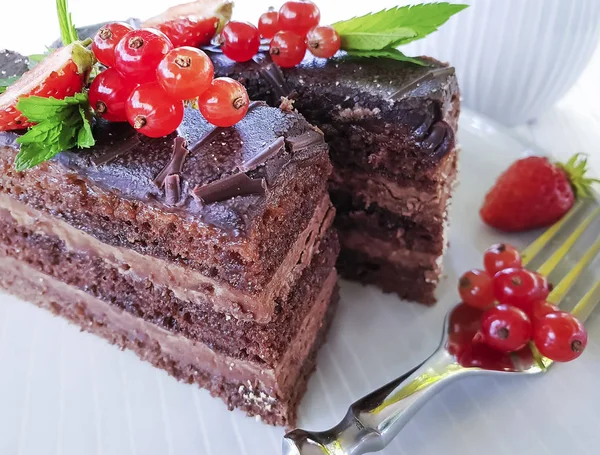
[333,3,468,50]
[344,49,427,66]
[14,93,95,171]
[56,0,79,45]
[0,76,19,94]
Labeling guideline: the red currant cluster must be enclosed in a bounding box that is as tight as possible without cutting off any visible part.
[220,0,341,68]
[455,243,588,363]
[90,22,250,137]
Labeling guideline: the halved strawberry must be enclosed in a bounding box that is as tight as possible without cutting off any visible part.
[142,0,233,48]
[0,42,95,131]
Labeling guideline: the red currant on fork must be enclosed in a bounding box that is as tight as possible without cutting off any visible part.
[481,304,533,353]
[458,269,495,310]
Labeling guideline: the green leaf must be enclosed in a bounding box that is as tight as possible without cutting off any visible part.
[0,76,19,94]
[344,49,427,66]
[56,0,79,45]
[14,92,95,171]
[333,3,468,50]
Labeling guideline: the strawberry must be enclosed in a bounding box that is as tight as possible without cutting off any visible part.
[0,41,95,131]
[142,0,233,48]
[480,154,599,232]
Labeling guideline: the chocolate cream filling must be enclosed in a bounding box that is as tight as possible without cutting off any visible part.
[0,193,334,322]
[0,255,337,398]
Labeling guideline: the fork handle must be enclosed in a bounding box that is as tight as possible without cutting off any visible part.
[283,347,469,455]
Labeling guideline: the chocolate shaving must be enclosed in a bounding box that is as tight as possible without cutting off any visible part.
[164,174,181,206]
[285,130,324,152]
[247,100,267,112]
[189,126,220,153]
[388,67,455,100]
[92,134,141,166]
[154,136,189,188]
[240,136,285,172]
[252,54,291,98]
[192,173,266,204]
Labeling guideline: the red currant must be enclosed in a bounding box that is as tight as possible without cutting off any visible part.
[126,82,184,138]
[493,268,549,313]
[92,22,134,68]
[458,269,495,310]
[530,300,559,321]
[114,28,173,84]
[270,31,306,68]
[279,0,320,36]
[483,243,522,276]
[198,77,249,127]
[306,25,341,58]
[89,68,137,123]
[258,10,280,39]
[220,21,261,63]
[447,303,482,357]
[533,311,587,362]
[157,47,214,100]
[481,304,532,353]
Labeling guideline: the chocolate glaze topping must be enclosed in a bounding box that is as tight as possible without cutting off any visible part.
[252,54,291,99]
[0,49,327,233]
[154,136,189,187]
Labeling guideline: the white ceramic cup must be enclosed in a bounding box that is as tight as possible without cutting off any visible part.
[403,0,600,126]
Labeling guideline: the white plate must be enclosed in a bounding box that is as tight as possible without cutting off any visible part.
[1,108,599,455]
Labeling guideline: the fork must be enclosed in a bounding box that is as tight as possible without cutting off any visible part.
[283,200,600,455]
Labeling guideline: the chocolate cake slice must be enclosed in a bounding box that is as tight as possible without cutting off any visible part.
[210,51,460,304]
[0,50,338,426]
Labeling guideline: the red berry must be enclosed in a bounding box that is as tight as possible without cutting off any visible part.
[126,82,184,138]
[157,47,214,100]
[306,25,341,58]
[447,303,483,358]
[258,10,280,39]
[493,268,549,313]
[533,311,587,362]
[221,21,261,63]
[89,68,137,123]
[270,31,306,68]
[483,243,522,276]
[279,0,320,36]
[530,300,560,322]
[481,304,532,353]
[114,28,173,84]
[458,269,495,310]
[92,22,134,68]
[198,77,249,127]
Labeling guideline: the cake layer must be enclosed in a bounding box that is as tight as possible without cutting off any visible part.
[0,201,339,364]
[337,248,439,305]
[330,151,457,226]
[0,255,338,426]
[0,99,333,318]
[0,191,334,322]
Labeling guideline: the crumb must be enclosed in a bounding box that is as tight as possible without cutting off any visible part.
[279,96,295,112]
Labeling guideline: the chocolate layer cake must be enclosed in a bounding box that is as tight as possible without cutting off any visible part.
[209,51,460,304]
[0,50,338,426]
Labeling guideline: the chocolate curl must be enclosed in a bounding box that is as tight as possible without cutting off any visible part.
[154,136,189,188]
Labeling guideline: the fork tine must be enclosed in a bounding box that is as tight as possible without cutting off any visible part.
[571,280,600,323]
[547,238,600,306]
[521,200,586,266]
[536,206,600,277]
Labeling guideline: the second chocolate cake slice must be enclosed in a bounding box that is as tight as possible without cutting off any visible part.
[210,51,460,304]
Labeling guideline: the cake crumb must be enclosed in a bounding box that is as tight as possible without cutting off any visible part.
[225,314,231,321]
[279,96,295,112]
